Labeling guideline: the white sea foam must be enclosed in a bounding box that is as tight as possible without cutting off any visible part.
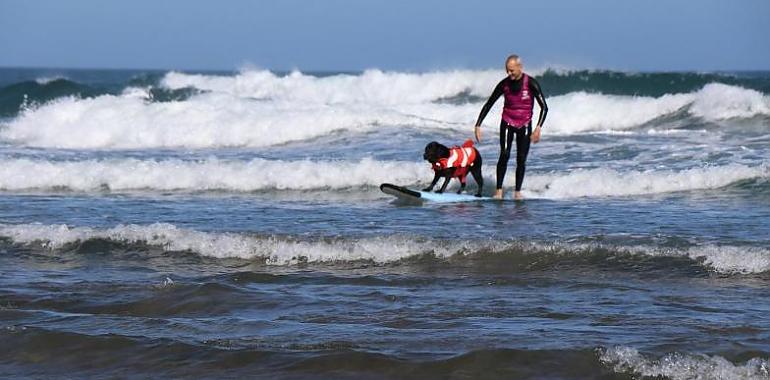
[687,245,770,275]
[544,242,770,274]
[544,91,692,133]
[600,346,770,380]
[1,223,769,273]
[160,69,505,104]
[34,75,68,85]
[162,70,770,133]
[690,83,770,120]
[524,164,768,199]
[0,223,471,265]
[162,69,770,123]
[0,158,427,191]
[0,91,473,149]
[1,69,768,149]
[0,158,764,197]
[546,83,770,133]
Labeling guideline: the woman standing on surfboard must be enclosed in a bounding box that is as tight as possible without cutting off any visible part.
[474,55,548,200]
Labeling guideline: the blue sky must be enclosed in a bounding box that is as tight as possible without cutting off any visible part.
[0,0,768,71]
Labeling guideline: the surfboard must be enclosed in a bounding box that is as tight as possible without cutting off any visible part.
[380,183,496,203]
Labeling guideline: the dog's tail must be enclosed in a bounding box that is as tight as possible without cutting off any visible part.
[462,139,474,148]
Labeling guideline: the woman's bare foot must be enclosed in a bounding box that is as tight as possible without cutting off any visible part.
[493,189,504,199]
[514,191,524,200]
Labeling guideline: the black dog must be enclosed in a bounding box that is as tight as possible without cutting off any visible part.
[422,140,483,196]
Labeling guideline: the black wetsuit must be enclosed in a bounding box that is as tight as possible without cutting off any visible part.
[475,75,548,191]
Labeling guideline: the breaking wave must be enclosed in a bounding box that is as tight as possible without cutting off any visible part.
[2,223,769,273]
[0,68,767,149]
[0,158,764,198]
[524,164,769,198]
[600,346,770,380]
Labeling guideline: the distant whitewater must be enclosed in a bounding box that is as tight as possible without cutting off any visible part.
[1,69,769,149]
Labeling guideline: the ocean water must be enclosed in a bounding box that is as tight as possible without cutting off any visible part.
[0,66,769,379]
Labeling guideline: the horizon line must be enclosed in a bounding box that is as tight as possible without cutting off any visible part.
[0,64,769,75]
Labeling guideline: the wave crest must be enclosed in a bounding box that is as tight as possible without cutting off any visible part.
[0,159,764,197]
[161,69,502,105]
[1,69,768,149]
[2,223,769,273]
[525,164,768,198]
[0,157,426,191]
[600,346,770,380]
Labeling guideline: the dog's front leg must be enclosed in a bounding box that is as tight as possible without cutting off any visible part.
[437,176,451,193]
[422,172,440,192]
[471,165,484,197]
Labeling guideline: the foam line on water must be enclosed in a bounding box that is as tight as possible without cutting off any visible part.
[523,164,768,198]
[0,158,427,191]
[600,346,770,380]
[0,158,764,197]
[2,223,769,273]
